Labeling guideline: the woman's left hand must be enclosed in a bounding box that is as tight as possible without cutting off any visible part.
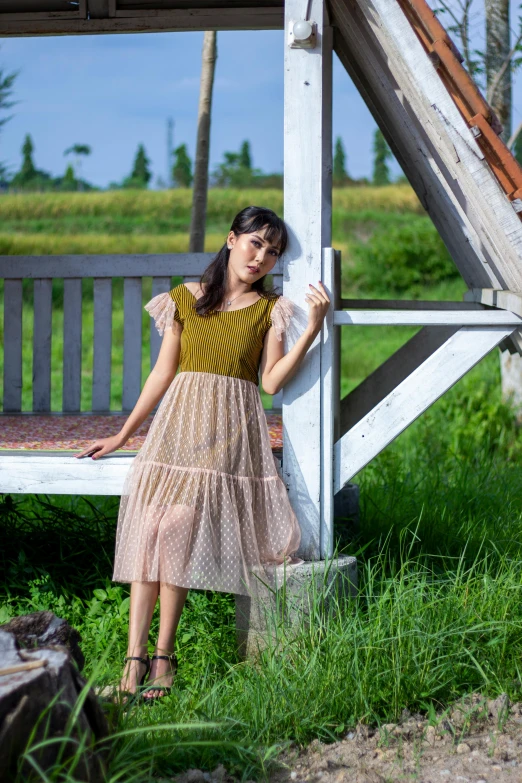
[304,281,331,335]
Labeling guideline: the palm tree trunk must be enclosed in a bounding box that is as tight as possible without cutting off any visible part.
[189,31,217,253]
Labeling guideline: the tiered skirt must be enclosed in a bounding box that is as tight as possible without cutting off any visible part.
[112,371,302,595]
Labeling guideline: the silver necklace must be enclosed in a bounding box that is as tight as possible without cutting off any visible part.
[197,287,252,311]
[221,291,251,310]
[225,292,244,306]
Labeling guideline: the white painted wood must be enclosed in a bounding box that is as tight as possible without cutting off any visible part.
[62,278,82,412]
[32,279,53,413]
[331,20,492,291]
[333,250,341,445]
[270,273,284,409]
[334,326,516,492]
[283,0,332,560]
[361,0,522,277]
[150,277,171,368]
[92,278,112,412]
[123,277,142,411]
[0,253,225,278]
[320,249,335,558]
[334,310,522,326]
[3,279,23,412]
[465,287,522,315]
[330,0,522,291]
[0,452,135,495]
[463,289,522,352]
[340,325,458,436]
[341,299,486,310]
[1,256,283,415]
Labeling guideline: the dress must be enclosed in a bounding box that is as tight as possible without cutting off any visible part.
[112,283,303,596]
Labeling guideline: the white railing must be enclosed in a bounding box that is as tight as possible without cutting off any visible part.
[1,253,284,414]
[320,246,522,557]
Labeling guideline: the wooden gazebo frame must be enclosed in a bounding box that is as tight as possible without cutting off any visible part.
[2,0,522,569]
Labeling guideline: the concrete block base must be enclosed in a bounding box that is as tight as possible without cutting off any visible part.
[235,554,357,659]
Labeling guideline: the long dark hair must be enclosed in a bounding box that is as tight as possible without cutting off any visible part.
[194,206,287,316]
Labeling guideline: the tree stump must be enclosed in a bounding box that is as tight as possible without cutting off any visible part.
[0,611,108,782]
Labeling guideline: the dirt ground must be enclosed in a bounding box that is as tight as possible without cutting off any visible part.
[172,694,522,783]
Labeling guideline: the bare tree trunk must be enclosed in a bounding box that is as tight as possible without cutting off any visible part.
[189,31,217,253]
[485,0,511,142]
[484,0,522,412]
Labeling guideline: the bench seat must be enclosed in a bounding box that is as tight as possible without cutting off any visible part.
[0,412,283,495]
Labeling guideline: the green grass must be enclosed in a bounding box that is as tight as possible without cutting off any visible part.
[0,185,422,223]
[0,208,419,247]
[2,190,521,780]
[3,333,522,780]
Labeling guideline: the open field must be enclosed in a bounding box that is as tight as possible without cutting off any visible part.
[0,185,422,223]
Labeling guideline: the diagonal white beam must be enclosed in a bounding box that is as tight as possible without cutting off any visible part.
[334,326,516,493]
[340,325,458,436]
[331,0,522,289]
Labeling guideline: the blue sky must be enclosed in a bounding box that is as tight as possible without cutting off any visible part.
[1,7,521,189]
[0,30,397,188]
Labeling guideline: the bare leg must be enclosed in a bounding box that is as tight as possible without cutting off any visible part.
[142,582,189,699]
[119,580,159,694]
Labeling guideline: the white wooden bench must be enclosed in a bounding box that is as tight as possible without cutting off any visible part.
[0,253,284,495]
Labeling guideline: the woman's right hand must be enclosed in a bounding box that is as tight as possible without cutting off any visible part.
[74,434,126,459]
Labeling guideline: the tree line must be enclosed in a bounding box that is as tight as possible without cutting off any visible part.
[0,45,399,193]
[0,128,399,193]
[172,132,398,189]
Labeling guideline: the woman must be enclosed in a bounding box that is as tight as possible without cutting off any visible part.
[76,206,330,701]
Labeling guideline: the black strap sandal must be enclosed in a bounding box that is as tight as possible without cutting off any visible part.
[142,653,178,701]
[117,655,151,704]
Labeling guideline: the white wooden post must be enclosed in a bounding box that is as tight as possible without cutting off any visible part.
[320,248,337,558]
[283,0,332,560]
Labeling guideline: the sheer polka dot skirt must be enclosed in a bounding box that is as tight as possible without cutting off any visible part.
[112,371,302,595]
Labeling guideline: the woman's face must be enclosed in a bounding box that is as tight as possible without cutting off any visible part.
[226,225,281,285]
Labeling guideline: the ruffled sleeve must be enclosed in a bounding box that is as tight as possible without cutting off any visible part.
[269,295,309,345]
[144,292,178,336]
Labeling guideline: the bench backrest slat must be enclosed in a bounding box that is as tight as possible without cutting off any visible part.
[271,274,283,409]
[63,278,82,412]
[92,278,113,412]
[0,254,217,278]
[150,276,172,369]
[0,256,285,414]
[33,278,53,412]
[3,278,23,412]
[123,277,143,412]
